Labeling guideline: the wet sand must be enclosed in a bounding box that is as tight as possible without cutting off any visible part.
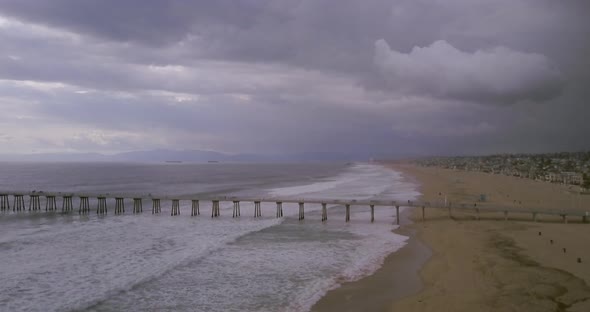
[313,163,590,312]
[311,208,431,312]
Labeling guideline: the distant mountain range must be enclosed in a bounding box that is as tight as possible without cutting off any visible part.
[0,149,375,162]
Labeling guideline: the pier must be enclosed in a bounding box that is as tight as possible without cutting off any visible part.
[0,191,588,224]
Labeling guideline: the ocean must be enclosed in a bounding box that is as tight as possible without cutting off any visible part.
[0,162,420,312]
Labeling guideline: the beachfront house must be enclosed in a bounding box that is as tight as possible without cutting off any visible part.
[561,172,583,185]
[546,172,560,182]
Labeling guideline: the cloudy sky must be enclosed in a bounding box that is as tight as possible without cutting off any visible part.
[0,0,589,158]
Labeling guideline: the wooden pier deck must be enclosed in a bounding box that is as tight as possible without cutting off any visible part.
[0,190,588,224]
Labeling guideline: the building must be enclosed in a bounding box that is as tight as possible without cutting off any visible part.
[561,172,583,185]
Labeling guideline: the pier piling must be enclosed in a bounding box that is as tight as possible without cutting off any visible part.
[152,199,161,214]
[254,201,261,217]
[298,202,305,220]
[63,196,73,213]
[115,198,125,215]
[212,200,220,217]
[322,203,328,222]
[395,205,400,225]
[29,195,41,211]
[76,197,88,214]
[233,201,240,218]
[370,204,374,223]
[171,199,180,216]
[60,196,74,213]
[0,194,9,212]
[13,195,25,212]
[345,204,350,222]
[61,196,74,213]
[276,202,283,218]
[95,197,106,214]
[47,196,58,212]
[191,200,200,216]
[133,198,143,214]
[421,206,425,222]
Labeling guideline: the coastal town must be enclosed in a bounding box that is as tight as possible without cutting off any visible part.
[416,152,590,190]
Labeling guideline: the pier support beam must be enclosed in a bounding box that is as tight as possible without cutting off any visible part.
[13,195,25,212]
[47,196,57,212]
[29,195,41,211]
[233,201,240,218]
[76,196,88,214]
[94,197,104,215]
[133,198,143,214]
[322,203,328,222]
[152,199,161,214]
[370,205,374,223]
[421,206,425,222]
[61,196,72,213]
[95,197,106,215]
[171,199,180,216]
[395,205,400,225]
[345,204,350,222]
[191,200,200,216]
[57,196,72,214]
[78,197,87,214]
[254,201,261,218]
[211,200,220,217]
[115,198,125,215]
[0,194,9,212]
[62,196,74,213]
[0,194,8,212]
[298,202,305,221]
[276,202,283,218]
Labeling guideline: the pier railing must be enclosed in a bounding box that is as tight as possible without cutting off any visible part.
[0,191,588,224]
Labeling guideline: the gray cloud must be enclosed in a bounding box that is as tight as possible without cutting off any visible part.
[0,0,589,157]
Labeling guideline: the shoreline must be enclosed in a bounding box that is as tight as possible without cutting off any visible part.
[311,164,431,312]
[311,207,431,312]
[313,163,590,312]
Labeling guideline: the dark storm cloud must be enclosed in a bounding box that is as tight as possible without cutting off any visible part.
[0,0,589,156]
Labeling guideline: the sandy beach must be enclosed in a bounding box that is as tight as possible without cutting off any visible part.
[313,163,590,311]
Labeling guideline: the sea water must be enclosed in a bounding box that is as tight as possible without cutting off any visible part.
[0,162,419,312]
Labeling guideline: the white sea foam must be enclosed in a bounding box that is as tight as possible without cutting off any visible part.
[269,164,419,312]
[0,163,420,312]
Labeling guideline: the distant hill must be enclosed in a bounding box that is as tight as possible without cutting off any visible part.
[0,152,107,162]
[110,149,234,162]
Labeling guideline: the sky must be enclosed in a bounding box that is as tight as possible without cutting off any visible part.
[0,0,589,158]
